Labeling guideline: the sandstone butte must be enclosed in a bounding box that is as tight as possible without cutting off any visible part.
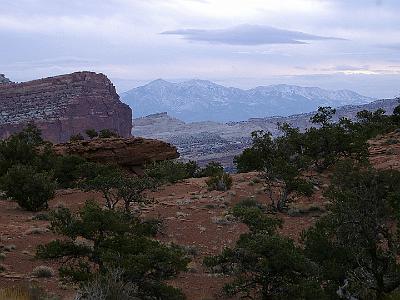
[0,71,132,143]
[54,137,179,172]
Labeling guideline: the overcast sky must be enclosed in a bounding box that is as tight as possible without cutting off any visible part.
[0,0,399,97]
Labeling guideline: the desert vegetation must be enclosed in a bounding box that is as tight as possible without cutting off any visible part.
[1,104,400,299]
[69,129,119,142]
[203,104,400,299]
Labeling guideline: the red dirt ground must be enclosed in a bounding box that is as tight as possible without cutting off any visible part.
[1,131,398,299]
[0,172,325,300]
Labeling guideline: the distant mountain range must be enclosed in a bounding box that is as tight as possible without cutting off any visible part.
[122,79,374,122]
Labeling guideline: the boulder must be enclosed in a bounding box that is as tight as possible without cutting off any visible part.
[54,137,179,171]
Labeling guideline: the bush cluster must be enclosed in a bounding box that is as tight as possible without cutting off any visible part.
[0,124,127,211]
[145,160,229,185]
[205,102,400,299]
[37,200,189,299]
[206,162,400,299]
[1,164,56,211]
[205,172,233,191]
[234,104,400,211]
[69,128,119,142]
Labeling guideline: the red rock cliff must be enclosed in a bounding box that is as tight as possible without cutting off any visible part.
[0,71,132,143]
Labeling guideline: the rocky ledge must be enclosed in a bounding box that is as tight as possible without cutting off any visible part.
[0,71,132,143]
[54,137,179,172]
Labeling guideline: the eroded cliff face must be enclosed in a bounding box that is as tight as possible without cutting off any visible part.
[0,72,132,143]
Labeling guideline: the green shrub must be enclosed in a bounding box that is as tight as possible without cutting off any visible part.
[0,164,56,211]
[204,203,323,299]
[81,165,156,213]
[184,160,200,178]
[98,129,118,138]
[0,123,45,175]
[32,265,55,278]
[37,201,188,299]
[303,161,400,299]
[69,133,84,142]
[53,155,87,188]
[145,160,191,184]
[206,172,233,191]
[197,161,224,178]
[85,129,98,139]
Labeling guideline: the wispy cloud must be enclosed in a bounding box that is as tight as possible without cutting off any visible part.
[161,24,345,45]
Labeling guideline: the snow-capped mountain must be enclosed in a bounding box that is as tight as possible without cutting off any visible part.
[121,79,374,122]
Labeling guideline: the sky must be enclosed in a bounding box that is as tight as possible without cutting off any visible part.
[0,0,399,98]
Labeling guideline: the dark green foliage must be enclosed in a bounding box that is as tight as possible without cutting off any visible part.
[303,161,400,299]
[81,165,157,213]
[205,172,232,191]
[145,160,195,184]
[0,123,46,175]
[310,106,336,127]
[143,160,227,184]
[234,146,265,173]
[116,175,158,213]
[205,203,325,299]
[54,155,87,188]
[304,117,368,171]
[98,129,118,138]
[184,160,200,178]
[209,161,400,299]
[196,161,224,177]
[235,105,400,175]
[37,201,188,299]
[392,103,400,124]
[233,105,400,210]
[85,129,98,139]
[69,133,85,142]
[247,126,312,211]
[0,164,56,211]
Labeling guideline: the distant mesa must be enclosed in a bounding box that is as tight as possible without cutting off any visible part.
[0,71,132,143]
[121,79,374,122]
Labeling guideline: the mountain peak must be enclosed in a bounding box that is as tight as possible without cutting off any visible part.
[180,79,219,88]
[146,78,172,87]
[121,79,374,122]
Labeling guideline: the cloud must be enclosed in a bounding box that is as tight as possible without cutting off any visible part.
[380,44,400,50]
[161,24,345,45]
[333,65,370,71]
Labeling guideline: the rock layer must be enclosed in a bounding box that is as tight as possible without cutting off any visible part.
[54,137,179,171]
[0,71,132,143]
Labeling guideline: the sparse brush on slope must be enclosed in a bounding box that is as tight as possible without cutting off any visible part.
[206,162,400,299]
[36,200,189,299]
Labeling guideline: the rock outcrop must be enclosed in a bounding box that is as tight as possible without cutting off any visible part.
[54,137,179,171]
[0,71,132,143]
